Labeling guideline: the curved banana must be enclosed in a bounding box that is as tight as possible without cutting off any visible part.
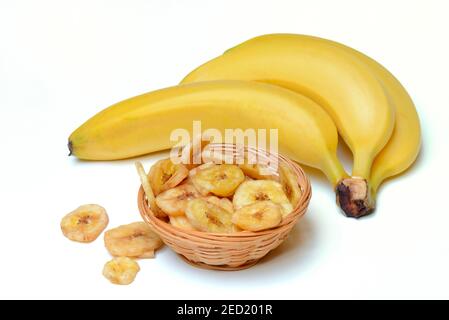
[327,46,421,212]
[69,80,348,186]
[356,58,421,196]
[181,34,395,183]
[181,34,421,218]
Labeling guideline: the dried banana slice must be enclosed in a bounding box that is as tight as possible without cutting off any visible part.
[169,216,196,231]
[155,184,200,216]
[188,163,216,195]
[279,163,302,207]
[102,257,140,285]
[244,175,254,181]
[204,196,234,213]
[185,198,234,233]
[238,152,278,180]
[232,201,283,231]
[188,162,216,178]
[104,222,163,258]
[135,161,166,218]
[136,250,155,259]
[61,204,109,243]
[233,180,293,217]
[148,159,189,195]
[239,163,276,180]
[191,164,245,197]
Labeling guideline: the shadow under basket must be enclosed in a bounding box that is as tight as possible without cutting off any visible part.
[138,144,312,271]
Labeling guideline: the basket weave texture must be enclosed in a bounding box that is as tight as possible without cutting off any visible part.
[138,144,311,270]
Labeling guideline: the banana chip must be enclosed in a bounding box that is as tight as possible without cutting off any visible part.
[204,196,234,213]
[61,204,109,243]
[232,201,282,231]
[239,163,278,181]
[279,163,302,207]
[104,222,163,258]
[135,161,166,218]
[136,250,155,259]
[185,198,234,233]
[156,184,200,216]
[233,180,293,217]
[188,162,216,178]
[169,216,196,231]
[148,159,189,195]
[103,257,140,285]
[191,164,245,197]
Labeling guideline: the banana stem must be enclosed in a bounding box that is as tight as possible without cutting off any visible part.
[322,156,377,218]
[68,140,73,156]
[336,177,375,218]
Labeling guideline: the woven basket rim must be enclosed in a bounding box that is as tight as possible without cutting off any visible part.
[138,143,311,239]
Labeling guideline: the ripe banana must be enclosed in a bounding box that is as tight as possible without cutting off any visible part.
[350,54,421,196]
[181,34,420,217]
[181,34,395,182]
[69,80,348,187]
[334,46,421,216]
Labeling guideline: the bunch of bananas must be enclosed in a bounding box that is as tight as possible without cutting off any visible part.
[69,34,421,218]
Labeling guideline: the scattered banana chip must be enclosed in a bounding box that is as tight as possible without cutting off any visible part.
[156,184,200,216]
[191,164,245,197]
[169,216,196,231]
[204,196,234,213]
[135,161,166,218]
[136,250,155,259]
[104,222,163,258]
[233,180,293,217]
[279,163,302,208]
[232,201,283,231]
[185,198,234,233]
[148,159,189,195]
[103,257,140,285]
[61,204,109,243]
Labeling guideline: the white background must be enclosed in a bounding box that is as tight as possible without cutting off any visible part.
[1,0,448,299]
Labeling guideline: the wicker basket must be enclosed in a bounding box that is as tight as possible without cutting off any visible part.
[138,144,311,271]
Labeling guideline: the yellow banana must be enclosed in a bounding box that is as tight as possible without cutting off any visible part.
[181,34,395,182]
[354,57,421,196]
[69,80,347,186]
[181,34,420,218]
[331,45,421,211]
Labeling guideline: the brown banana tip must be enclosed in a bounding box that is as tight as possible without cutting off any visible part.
[68,140,73,156]
[336,177,375,218]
